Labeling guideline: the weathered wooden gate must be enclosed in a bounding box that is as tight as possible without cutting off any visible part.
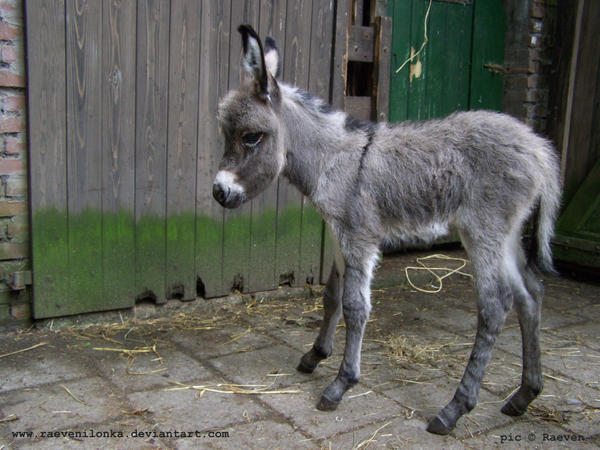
[26,0,342,318]
[388,0,505,122]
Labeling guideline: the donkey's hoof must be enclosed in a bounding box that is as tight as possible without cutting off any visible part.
[297,360,316,374]
[501,400,526,417]
[317,395,340,411]
[426,416,453,435]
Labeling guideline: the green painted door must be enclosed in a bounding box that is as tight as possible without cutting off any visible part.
[388,0,505,122]
[553,161,600,268]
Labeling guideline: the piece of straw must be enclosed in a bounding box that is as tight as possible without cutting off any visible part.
[0,414,18,423]
[353,421,392,450]
[0,342,47,359]
[395,0,432,74]
[61,385,88,406]
[164,381,301,395]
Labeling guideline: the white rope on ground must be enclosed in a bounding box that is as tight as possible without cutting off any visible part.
[395,0,433,74]
[405,253,472,294]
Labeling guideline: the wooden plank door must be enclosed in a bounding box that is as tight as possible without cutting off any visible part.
[27,0,70,318]
[166,0,202,300]
[101,0,137,311]
[196,0,231,298]
[26,0,340,318]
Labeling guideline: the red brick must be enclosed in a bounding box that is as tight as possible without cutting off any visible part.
[0,242,28,260]
[0,2,22,21]
[527,75,539,89]
[529,48,541,62]
[0,44,17,64]
[0,21,20,40]
[0,200,26,217]
[0,158,23,174]
[0,115,24,132]
[4,135,24,155]
[5,172,26,196]
[528,59,539,74]
[7,220,28,239]
[531,5,545,19]
[2,94,24,111]
[0,68,25,87]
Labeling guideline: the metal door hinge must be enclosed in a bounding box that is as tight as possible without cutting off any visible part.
[483,63,507,74]
[8,271,32,290]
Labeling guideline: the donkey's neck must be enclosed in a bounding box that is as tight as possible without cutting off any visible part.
[278,84,371,200]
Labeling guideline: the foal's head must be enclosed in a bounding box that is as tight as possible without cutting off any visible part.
[213,25,283,209]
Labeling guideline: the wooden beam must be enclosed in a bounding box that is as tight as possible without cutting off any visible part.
[348,25,374,62]
[373,16,392,121]
[331,0,352,109]
[345,96,372,120]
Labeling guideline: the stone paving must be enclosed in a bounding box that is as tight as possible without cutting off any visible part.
[0,249,599,449]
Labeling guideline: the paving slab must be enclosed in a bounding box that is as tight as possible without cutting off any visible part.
[93,347,213,393]
[170,323,277,360]
[543,277,600,320]
[127,382,271,433]
[0,377,125,440]
[208,343,325,390]
[540,341,600,388]
[258,377,402,440]
[323,416,466,449]
[382,377,518,440]
[546,320,600,352]
[172,419,312,449]
[0,336,92,392]
[359,332,472,390]
[530,373,600,438]
[14,417,162,450]
[464,420,600,449]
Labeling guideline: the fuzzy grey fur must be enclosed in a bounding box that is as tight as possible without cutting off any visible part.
[213,26,561,435]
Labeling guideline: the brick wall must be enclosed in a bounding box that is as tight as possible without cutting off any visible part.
[502,0,557,134]
[0,0,29,327]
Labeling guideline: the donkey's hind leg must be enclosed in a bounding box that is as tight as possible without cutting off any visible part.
[502,253,544,416]
[428,246,513,435]
[297,261,343,373]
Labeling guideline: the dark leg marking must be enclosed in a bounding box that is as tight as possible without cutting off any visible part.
[317,264,371,411]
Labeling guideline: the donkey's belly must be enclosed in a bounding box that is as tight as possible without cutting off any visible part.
[381,220,450,249]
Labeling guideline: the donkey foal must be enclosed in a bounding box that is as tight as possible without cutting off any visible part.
[213,25,561,435]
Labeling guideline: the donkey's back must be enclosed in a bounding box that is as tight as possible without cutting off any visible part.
[369,110,557,204]
[360,110,559,268]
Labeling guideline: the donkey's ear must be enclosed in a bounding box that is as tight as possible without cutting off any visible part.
[264,36,281,79]
[238,25,268,97]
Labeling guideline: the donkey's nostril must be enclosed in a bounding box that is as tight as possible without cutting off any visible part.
[213,183,228,204]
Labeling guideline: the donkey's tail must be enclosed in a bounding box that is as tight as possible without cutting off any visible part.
[528,154,561,275]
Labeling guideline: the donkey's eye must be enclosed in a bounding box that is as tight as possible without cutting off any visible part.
[242,132,263,147]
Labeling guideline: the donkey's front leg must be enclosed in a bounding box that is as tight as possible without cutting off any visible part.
[298,261,343,373]
[317,264,372,410]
